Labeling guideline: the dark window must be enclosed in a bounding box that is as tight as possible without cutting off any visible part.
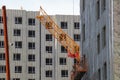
[82,0,85,11]
[15,66,22,73]
[28,42,35,49]
[102,26,106,48]
[101,0,106,12]
[74,59,77,64]
[0,41,4,48]
[15,17,22,24]
[82,55,86,64]
[13,53,21,61]
[0,29,4,36]
[28,30,35,37]
[28,79,35,80]
[14,29,21,36]
[28,66,35,74]
[46,58,52,65]
[13,78,20,80]
[46,70,52,77]
[0,53,5,60]
[61,22,67,29]
[96,0,100,19]
[59,58,66,65]
[15,41,22,48]
[0,78,5,80]
[46,34,52,41]
[28,54,35,61]
[82,24,85,41]
[97,34,100,53]
[0,16,3,23]
[46,46,52,53]
[61,70,68,77]
[103,62,107,80]
[74,34,80,41]
[98,69,101,80]
[28,18,35,25]
[74,22,80,29]
[61,46,67,53]
[0,65,6,73]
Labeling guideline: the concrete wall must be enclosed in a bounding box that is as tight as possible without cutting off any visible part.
[41,15,80,80]
[0,9,80,80]
[80,0,113,80]
[113,0,120,80]
[0,9,40,80]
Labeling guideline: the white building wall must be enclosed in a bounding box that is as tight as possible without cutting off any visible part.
[40,15,55,80]
[41,15,80,80]
[0,9,80,80]
[0,9,40,80]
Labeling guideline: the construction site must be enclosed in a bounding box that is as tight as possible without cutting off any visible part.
[0,0,119,80]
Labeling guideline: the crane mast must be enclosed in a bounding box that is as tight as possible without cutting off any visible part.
[2,6,10,80]
[36,6,87,80]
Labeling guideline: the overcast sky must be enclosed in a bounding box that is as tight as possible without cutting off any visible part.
[0,0,80,15]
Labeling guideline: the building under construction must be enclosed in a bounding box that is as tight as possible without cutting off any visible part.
[0,0,114,80]
[0,9,80,80]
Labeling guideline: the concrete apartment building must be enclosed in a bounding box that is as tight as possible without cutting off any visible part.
[0,10,41,80]
[41,15,80,80]
[0,9,80,80]
[80,0,113,80]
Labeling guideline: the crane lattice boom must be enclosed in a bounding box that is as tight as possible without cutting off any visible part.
[36,6,80,62]
[36,7,87,80]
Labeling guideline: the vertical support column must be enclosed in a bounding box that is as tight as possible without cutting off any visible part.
[2,6,10,80]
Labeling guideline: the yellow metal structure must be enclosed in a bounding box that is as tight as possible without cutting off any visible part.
[36,6,87,80]
[36,6,80,62]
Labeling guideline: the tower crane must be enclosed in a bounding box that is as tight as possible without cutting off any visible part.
[2,5,87,80]
[36,7,87,80]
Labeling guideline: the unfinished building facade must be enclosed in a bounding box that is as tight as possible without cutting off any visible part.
[0,9,80,80]
[80,0,113,80]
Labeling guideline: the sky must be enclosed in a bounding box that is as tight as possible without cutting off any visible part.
[0,0,80,15]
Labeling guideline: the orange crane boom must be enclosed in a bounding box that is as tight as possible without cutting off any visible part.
[36,6,80,62]
[36,6,87,80]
